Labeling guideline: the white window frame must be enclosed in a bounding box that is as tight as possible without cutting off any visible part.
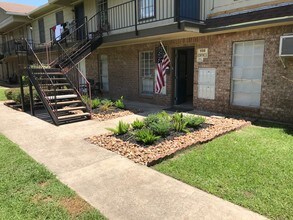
[231,40,265,108]
[138,0,155,20]
[139,51,154,95]
[99,55,109,92]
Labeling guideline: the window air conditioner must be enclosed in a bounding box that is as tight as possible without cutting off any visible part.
[279,35,293,57]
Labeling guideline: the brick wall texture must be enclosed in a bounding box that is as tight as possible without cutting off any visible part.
[87,25,293,123]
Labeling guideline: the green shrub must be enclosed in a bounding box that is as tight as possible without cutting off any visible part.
[100,99,114,111]
[144,111,171,127]
[92,98,101,109]
[184,115,206,128]
[5,88,38,107]
[148,118,172,137]
[172,113,188,133]
[115,96,125,109]
[131,119,145,130]
[82,95,91,106]
[135,129,160,145]
[107,121,130,135]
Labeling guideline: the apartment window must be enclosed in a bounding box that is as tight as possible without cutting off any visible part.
[38,18,45,44]
[140,51,154,95]
[99,55,109,92]
[56,11,64,24]
[139,0,155,20]
[231,40,265,108]
[97,0,108,26]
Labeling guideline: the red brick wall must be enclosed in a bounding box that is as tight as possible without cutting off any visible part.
[86,25,293,123]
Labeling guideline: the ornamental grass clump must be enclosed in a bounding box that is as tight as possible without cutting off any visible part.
[131,119,145,130]
[184,115,206,128]
[107,121,130,135]
[114,96,125,109]
[92,98,101,109]
[134,128,160,145]
[172,113,189,133]
[148,118,172,137]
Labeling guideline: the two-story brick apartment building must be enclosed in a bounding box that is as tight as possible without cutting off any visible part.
[0,0,292,123]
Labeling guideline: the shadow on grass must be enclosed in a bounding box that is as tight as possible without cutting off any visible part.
[253,120,293,136]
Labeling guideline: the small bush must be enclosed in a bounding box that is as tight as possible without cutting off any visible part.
[135,129,160,145]
[100,99,114,112]
[115,96,125,109]
[148,118,172,137]
[92,98,101,109]
[5,88,38,107]
[131,119,145,130]
[107,121,130,135]
[172,113,188,133]
[144,111,171,127]
[184,115,206,128]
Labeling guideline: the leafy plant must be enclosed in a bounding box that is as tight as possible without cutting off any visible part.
[172,113,188,133]
[92,98,101,109]
[100,99,114,111]
[144,111,171,127]
[184,115,206,128]
[5,88,38,107]
[115,96,125,109]
[131,119,145,130]
[135,129,160,145]
[148,118,172,137]
[107,121,130,135]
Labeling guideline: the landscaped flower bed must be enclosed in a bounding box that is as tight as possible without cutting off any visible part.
[88,96,139,121]
[87,112,251,166]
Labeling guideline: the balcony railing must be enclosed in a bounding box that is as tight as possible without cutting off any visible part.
[88,0,203,36]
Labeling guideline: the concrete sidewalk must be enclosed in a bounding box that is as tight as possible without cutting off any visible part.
[0,103,267,220]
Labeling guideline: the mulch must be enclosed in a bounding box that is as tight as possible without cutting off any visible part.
[86,117,251,166]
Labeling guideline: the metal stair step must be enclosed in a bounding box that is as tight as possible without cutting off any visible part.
[46,94,77,100]
[58,112,90,120]
[43,89,74,93]
[51,100,82,106]
[34,72,64,76]
[55,106,86,112]
[41,83,70,87]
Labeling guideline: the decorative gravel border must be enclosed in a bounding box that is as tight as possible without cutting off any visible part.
[87,117,251,166]
[92,108,141,121]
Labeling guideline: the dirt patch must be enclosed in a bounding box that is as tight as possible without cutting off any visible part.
[59,196,92,217]
[32,194,53,204]
[87,117,251,166]
[38,181,50,188]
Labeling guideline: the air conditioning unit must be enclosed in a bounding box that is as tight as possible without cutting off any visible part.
[279,35,293,57]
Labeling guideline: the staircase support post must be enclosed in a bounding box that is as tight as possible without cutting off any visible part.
[28,80,35,116]
[19,75,25,112]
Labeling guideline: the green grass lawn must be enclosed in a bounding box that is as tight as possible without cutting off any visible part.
[155,122,293,219]
[0,88,6,101]
[0,134,106,220]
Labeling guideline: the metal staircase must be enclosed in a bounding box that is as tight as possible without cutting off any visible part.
[17,12,106,125]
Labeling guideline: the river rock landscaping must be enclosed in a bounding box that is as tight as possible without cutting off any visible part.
[86,96,139,121]
[87,111,251,166]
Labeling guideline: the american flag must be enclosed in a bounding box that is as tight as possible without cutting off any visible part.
[155,44,170,94]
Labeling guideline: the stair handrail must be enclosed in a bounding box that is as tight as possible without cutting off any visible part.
[57,41,92,113]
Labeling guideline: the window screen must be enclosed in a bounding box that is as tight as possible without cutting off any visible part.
[56,11,64,24]
[231,40,265,107]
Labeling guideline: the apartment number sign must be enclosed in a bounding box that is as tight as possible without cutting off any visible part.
[197,48,208,63]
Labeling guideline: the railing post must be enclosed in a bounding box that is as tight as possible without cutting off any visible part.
[29,80,35,116]
[19,74,25,112]
[134,0,138,36]
[174,0,181,29]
